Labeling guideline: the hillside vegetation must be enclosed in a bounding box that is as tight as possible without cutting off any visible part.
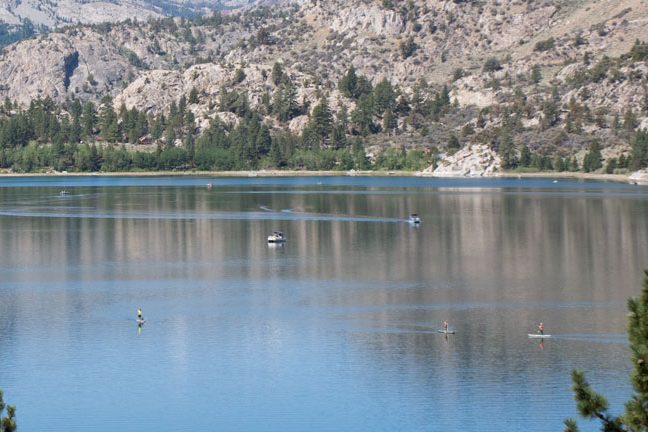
[0,0,647,174]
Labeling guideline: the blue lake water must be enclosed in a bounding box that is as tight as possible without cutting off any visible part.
[1,175,647,431]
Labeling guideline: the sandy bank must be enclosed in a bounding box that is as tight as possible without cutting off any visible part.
[0,169,640,184]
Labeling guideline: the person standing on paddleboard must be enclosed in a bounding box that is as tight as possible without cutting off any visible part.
[538,322,544,336]
[137,307,143,322]
[443,321,449,333]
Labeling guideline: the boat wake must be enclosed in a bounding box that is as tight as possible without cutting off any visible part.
[0,207,407,224]
[551,333,627,345]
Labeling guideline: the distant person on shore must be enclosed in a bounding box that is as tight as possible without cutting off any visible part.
[538,322,544,336]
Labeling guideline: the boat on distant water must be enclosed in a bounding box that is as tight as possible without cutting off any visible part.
[267,231,287,243]
[409,213,421,224]
[59,190,70,196]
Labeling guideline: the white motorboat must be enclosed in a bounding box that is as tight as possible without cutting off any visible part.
[267,231,287,243]
[409,213,421,224]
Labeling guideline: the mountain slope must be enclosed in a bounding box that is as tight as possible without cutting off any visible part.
[0,0,274,30]
[0,0,647,171]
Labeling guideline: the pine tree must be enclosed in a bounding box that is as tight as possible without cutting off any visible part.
[411,79,430,116]
[570,156,580,172]
[498,128,517,169]
[542,87,561,129]
[179,98,188,128]
[631,129,648,170]
[255,124,271,157]
[612,113,621,131]
[373,79,396,115]
[331,124,347,149]
[271,62,284,86]
[338,66,372,100]
[268,138,283,167]
[69,115,82,143]
[531,64,542,84]
[164,122,176,148]
[565,97,583,133]
[99,102,118,143]
[337,104,349,134]
[89,144,100,171]
[273,79,299,122]
[308,97,333,144]
[260,91,271,114]
[447,134,460,153]
[399,36,417,59]
[383,109,397,135]
[605,157,618,174]
[188,86,199,104]
[183,133,195,165]
[0,388,17,432]
[520,145,532,167]
[150,114,164,141]
[351,93,375,135]
[619,154,628,169]
[582,140,602,172]
[338,65,358,99]
[566,271,648,432]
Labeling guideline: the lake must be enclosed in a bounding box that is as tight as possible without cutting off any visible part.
[0,175,647,431]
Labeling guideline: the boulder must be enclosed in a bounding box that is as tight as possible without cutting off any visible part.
[419,144,501,177]
[629,169,648,185]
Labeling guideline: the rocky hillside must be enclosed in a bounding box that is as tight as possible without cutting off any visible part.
[0,0,270,30]
[0,0,647,172]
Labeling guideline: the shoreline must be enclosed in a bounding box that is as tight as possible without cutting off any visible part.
[496,172,632,183]
[0,169,639,183]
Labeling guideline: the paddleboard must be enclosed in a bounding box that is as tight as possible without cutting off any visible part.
[438,330,456,334]
[528,334,551,338]
[137,319,146,325]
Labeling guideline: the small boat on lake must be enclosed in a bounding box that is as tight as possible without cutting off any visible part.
[267,231,286,243]
[59,190,70,196]
[409,213,421,224]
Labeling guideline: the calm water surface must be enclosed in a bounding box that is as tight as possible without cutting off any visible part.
[1,176,647,431]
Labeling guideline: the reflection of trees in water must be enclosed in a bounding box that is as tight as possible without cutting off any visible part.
[0,186,646,339]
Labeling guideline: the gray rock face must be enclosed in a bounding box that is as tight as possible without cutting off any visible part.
[0,30,133,105]
[328,5,405,37]
[420,145,502,178]
[0,0,162,28]
[0,0,279,28]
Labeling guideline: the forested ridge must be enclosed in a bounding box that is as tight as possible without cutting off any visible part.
[0,0,647,174]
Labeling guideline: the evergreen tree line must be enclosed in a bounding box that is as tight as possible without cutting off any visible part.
[0,89,432,172]
[496,132,648,173]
